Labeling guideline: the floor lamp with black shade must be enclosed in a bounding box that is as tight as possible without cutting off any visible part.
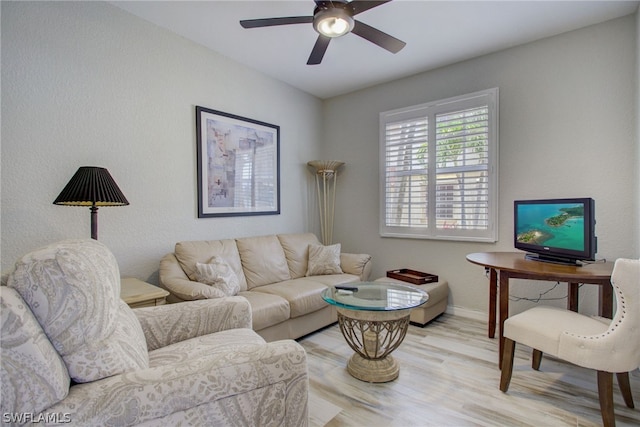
[53,166,129,240]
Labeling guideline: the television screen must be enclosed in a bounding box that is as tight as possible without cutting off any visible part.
[514,198,596,265]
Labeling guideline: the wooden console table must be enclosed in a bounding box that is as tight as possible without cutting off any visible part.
[466,252,614,365]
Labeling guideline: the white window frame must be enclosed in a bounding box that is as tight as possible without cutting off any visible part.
[379,88,499,242]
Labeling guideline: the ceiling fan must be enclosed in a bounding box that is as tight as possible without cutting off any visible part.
[240,0,406,65]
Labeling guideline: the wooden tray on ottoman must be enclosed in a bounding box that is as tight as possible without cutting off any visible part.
[386,269,438,285]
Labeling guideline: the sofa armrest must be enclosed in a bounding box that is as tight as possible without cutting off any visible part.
[159,253,224,300]
[134,297,252,351]
[46,339,308,426]
[340,253,372,281]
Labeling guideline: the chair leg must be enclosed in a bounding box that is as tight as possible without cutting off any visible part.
[500,338,515,392]
[616,372,635,408]
[532,349,542,371]
[597,370,616,427]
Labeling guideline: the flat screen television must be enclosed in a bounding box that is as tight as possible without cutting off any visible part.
[514,198,597,266]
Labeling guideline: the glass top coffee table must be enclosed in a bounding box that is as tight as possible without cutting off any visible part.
[322,282,428,382]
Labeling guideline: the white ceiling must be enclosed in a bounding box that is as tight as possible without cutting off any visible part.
[111,1,639,99]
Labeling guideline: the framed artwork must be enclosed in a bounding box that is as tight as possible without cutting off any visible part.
[196,106,280,218]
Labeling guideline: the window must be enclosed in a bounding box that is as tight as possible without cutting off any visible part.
[379,88,498,242]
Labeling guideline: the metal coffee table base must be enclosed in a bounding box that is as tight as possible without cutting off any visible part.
[337,307,411,383]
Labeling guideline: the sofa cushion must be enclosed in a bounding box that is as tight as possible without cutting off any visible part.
[251,278,330,318]
[194,257,240,297]
[8,239,149,383]
[175,239,248,291]
[277,233,321,279]
[305,274,361,288]
[237,235,291,289]
[306,243,343,276]
[238,291,290,331]
[0,286,70,415]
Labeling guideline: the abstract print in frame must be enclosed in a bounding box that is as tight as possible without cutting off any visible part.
[196,106,280,217]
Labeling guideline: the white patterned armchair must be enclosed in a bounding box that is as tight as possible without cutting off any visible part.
[1,239,308,426]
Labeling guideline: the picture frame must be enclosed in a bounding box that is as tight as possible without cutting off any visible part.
[196,106,280,218]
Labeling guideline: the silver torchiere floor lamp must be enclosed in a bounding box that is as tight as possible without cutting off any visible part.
[307,160,344,245]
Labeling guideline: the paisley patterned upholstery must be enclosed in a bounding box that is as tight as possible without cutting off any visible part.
[7,239,148,382]
[1,240,309,426]
[45,335,308,426]
[134,296,252,351]
[0,286,70,416]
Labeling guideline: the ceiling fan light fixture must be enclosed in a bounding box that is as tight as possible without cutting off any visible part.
[313,8,354,38]
[240,0,405,65]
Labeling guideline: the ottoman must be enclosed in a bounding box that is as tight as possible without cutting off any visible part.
[374,277,449,326]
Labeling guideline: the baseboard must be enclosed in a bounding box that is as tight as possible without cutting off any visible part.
[445,305,486,322]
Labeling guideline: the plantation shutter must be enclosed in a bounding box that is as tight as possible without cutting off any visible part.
[435,106,490,231]
[380,88,498,242]
[383,117,429,229]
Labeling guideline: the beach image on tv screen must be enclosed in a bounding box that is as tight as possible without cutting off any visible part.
[516,203,585,251]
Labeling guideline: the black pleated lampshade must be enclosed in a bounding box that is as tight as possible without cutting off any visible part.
[53,167,129,239]
[53,167,129,207]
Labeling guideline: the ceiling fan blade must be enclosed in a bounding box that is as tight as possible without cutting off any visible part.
[240,16,313,29]
[307,35,331,65]
[351,20,406,53]
[313,0,348,6]
[349,0,392,16]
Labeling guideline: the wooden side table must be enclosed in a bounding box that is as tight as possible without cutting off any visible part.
[120,277,169,308]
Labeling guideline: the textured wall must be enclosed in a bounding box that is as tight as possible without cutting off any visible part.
[1,2,323,281]
[322,15,638,316]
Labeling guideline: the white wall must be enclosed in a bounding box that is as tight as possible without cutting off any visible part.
[1,1,323,282]
[323,15,638,316]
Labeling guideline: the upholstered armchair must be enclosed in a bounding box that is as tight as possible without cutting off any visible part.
[500,258,640,427]
[1,239,308,426]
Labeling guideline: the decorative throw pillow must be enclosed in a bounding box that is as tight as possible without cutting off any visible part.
[194,256,240,297]
[306,243,343,276]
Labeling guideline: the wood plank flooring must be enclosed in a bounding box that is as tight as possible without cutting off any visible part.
[299,313,640,427]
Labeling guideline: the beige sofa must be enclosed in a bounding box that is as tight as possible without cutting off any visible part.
[1,239,308,426]
[160,233,373,342]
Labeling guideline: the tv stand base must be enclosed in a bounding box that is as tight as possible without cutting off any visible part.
[525,253,580,266]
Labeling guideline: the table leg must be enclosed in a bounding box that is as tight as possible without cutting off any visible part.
[568,282,579,312]
[488,268,497,338]
[569,281,612,318]
[498,271,510,368]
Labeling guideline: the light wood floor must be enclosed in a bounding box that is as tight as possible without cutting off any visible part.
[299,313,640,427]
